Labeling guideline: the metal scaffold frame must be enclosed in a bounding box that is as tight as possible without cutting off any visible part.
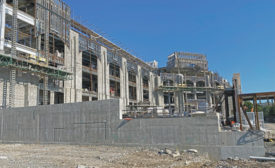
[0,53,71,80]
[8,0,18,108]
[157,86,224,93]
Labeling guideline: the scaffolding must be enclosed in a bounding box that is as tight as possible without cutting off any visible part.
[1,0,72,107]
[157,86,224,92]
[237,92,275,131]
[0,53,71,80]
[167,52,208,70]
[8,0,18,108]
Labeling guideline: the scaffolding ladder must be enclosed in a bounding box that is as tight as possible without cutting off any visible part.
[2,80,7,108]
[43,1,50,105]
[9,0,18,108]
[43,76,48,105]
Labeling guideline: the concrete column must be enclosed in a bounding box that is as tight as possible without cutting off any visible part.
[98,46,109,100]
[174,92,179,113]
[74,49,82,102]
[97,48,104,100]
[233,73,242,122]
[50,91,54,105]
[97,49,104,100]
[149,72,155,105]
[206,75,211,87]
[178,91,184,115]
[14,83,25,108]
[193,82,197,100]
[136,65,143,103]
[221,95,226,117]
[24,83,38,107]
[120,57,128,108]
[156,76,164,107]
[0,2,6,51]
[208,93,213,108]
[64,31,81,103]
[0,80,3,107]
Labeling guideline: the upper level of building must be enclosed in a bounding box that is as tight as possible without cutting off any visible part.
[0,0,229,89]
[167,52,208,70]
[0,0,155,74]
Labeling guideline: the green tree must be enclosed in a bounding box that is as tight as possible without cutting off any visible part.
[257,105,263,112]
[243,101,253,112]
[270,105,275,116]
[263,106,271,117]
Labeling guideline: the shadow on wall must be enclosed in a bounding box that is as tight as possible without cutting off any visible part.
[116,120,131,129]
[237,130,264,145]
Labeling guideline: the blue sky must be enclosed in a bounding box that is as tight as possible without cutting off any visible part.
[64,0,275,93]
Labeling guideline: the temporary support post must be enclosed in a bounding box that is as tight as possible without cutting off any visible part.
[241,102,253,130]
[237,96,243,131]
[253,96,260,130]
[224,95,229,122]
[232,95,237,122]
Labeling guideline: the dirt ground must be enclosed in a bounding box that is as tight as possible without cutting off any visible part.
[0,144,274,168]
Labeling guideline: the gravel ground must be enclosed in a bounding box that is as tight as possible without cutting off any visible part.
[0,144,274,168]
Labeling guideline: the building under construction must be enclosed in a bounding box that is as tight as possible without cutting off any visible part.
[0,0,229,116]
[156,52,230,115]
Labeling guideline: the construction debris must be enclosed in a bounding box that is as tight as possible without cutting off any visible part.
[186,149,198,153]
[250,156,275,162]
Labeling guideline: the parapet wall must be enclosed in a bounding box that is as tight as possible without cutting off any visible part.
[0,99,265,160]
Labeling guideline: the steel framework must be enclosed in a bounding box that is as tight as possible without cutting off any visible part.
[0,53,71,80]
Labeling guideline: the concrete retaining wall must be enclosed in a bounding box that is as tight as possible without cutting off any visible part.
[0,99,265,160]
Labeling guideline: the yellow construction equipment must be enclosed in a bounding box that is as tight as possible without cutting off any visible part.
[38,57,46,63]
[29,54,37,60]
[178,83,187,87]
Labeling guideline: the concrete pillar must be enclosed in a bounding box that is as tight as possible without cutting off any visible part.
[233,73,242,122]
[136,65,143,103]
[149,72,155,105]
[15,84,25,108]
[0,2,6,51]
[206,75,211,87]
[98,46,109,100]
[120,57,128,108]
[174,92,179,113]
[178,91,184,115]
[194,82,197,100]
[0,80,3,107]
[64,30,82,103]
[24,83,38,107]
[156,76,164,107]
[206,91,213,110]
[210,94,213,106]
[221,95,226,117]
[50,91,54,104]
[97,48,104,100]
[24,83,29,107]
